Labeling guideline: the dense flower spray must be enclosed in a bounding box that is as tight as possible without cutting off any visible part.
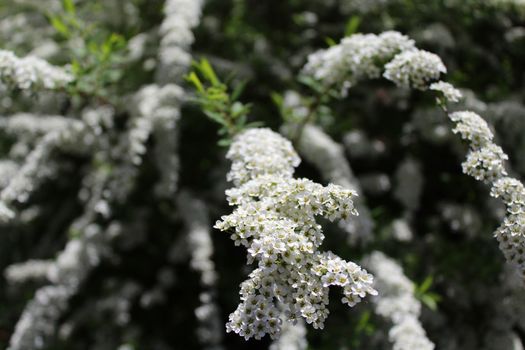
[215,128,377,340]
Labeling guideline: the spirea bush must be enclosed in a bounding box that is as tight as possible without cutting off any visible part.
[1,0,525,349]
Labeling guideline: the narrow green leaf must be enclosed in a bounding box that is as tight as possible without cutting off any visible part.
[49,16,70,37]
[421,295,438,311]
[199,58,220,86]
[270,92,283,108]
[356,311,371,334]
[418,276,433,294]
[63,0,76,15]
[345,16,361,36]
[218,138,232,147]
[186,72,204,93]
[325,37,337,47]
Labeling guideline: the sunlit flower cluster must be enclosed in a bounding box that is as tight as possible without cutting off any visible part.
[216,128,377,340]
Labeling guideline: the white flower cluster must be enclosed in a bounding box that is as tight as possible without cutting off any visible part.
[7,285,71,350]
[226,128,301,186]
[178,192,223,349]
[365,251,435,350]
[0,117,93,221]
[0,113,78,143]
[490,178,525,273]
[384,50,447,90]
[449,111,494,148]
[304,31,447,92]
[156,0,204,84]
[462,144,508,184]
[4,260,53,284]
[8,221,123,350]
[448,110,525,280]
[47,225,109,288]
[106,85,183,203]
[152,0,202,198]
[303,31,415,93]
[281,91,374,242]
[269,317,308,350]
[0,160,19,189]
[430,81,463,103]
[486,101,525,174]
[0,49,72,90]
[131,85,184,152]
[216,128,377,340]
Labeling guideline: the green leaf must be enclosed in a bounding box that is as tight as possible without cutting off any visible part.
[204,111,229,126]
[231,101,246,118]
[297,75,323,93]
[418,276,433,294]
[186,72,204,93]
[421,294,439,311]
[245,121,264,128]
[235,114,247,128]
[63,0,76,15]
[218,138,232,147]
[325,37,337,47]
[198,58,220,86]
[49,16,70,37]
[270,92,283,108]
[345,16,361,36]
[356,311,371,334]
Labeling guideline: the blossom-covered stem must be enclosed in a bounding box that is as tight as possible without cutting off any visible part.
[178,191,224,349]
[303,30,525,284]
[216,127,377,340]
[364,251,435,350]
[0,49,72,91]
[148,0,204,198]
[0,119,92,222]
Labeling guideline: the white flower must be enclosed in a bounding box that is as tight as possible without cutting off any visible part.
[449,111,494,148]
[430,81,463,102]
[462,144,508,184]
[384,49,446,90]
